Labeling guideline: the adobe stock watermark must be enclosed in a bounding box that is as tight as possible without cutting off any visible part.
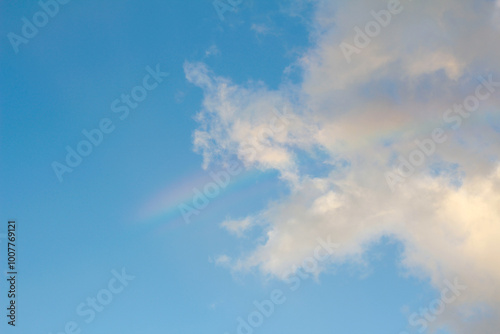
[339,0,412,64]
[0,233,8,278]
[51,64,168,183]
[178,107,294,223]
[48,268,135,334]
[224,236,339,334]
[7,0,72,54]
[398,277,467,334]
[213,0,243,21]
[385,74,500,191]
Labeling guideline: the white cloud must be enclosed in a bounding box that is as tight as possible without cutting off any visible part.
[250,23,271,35]
[204,44,220,58]
[221,217,254,237]
[185,0,500,332]
[215,254,231,266]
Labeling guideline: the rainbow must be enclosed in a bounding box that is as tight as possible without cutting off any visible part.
[135,165,278,231]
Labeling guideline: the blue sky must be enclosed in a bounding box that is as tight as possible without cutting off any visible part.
[1,0,500,333]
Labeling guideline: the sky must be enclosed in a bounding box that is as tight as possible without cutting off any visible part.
[0,0,499,333]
